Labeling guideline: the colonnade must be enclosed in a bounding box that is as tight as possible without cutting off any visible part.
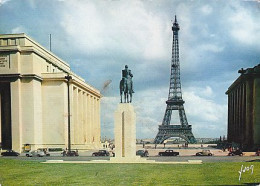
[71,85,100,146]
[227,82,248,144]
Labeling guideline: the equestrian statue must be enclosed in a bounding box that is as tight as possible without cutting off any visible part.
[120,65,134,103]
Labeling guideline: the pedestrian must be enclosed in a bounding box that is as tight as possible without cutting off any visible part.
[62,149,66,156]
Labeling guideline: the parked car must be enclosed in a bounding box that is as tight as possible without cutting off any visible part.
[26,150,47,157]
[228,149,243,156]
[1,150,20,156]
[62,150,79,156]
[196,150,213,156]
[37,148,50,156]
[158,150,179,156]
[136,150,149,157]
[92,150,110,156]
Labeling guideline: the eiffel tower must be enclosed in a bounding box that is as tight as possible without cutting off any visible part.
[154,16,196,144]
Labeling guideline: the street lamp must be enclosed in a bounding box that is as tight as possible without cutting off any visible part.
[65,74,72,154]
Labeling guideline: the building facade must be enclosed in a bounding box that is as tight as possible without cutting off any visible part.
[226,64,260,151]
[0,34,101,152]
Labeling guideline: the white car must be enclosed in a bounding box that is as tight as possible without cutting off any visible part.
[26,150,46,157]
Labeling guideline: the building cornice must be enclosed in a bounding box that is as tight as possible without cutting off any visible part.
[22,74,43,81]
[0,73,42,82]
[0,33,70,70]
[42,73,101,98]
[0,73,21,82]
[71,79,101,98]
[226,71,260,94]
[0,45,21,52]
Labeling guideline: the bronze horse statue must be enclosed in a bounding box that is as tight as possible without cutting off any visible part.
[120,78,132,103]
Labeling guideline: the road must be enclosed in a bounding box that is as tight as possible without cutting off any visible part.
[1,145,260,163]
[1,154,260,163]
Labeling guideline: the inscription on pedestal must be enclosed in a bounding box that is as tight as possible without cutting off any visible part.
[0,54,10,69]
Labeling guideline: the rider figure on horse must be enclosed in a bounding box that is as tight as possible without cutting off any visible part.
[122,65,134,93]
[120,65,134,103]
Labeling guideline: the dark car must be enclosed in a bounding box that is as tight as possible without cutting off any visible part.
[62,150,79,156]
[196,150,213,156]
[92,150,110,156]
[136,150,149,157]
[228,149,243,156]
[158,150,179,156]
[1,150,20,156]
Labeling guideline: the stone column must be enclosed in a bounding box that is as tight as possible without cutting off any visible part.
[72,86,77,144]
[21,78,43,150]
[83,92,87,144]
[78,90,84,144]
[11,80,22,152]
[253,77,260,146]
[87,94,91,143]
[63,81,69,149]
[75,89,80,144]
[246,79,254,146]
[33,80,43,149]
[90,95,94,143]
[93,97,97,144]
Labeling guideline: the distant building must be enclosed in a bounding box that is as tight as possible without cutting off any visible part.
[226,64,260,150]
[0,33,101,152]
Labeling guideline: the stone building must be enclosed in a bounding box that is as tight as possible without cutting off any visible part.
[0,33,101,152]
[226,64,260,150]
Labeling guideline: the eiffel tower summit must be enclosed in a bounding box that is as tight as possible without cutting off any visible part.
[154,16,196,144]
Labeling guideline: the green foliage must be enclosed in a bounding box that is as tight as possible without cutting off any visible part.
[0,159,259,185]
[48,148,63,152]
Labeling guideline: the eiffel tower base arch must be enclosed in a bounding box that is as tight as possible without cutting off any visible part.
[154,125,196,144]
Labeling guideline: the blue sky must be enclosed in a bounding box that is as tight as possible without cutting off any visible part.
[1,0,260,139]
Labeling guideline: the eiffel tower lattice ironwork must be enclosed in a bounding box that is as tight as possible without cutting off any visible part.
[154,16,196,144]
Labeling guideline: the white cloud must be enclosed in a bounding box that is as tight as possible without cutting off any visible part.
[100,96,117,138]
[137,116,159,138]
[184,90,227,123]
[185,86,215,98]
[11,26,27,34]
[201,5,213,15]
[183,88,227,137]
[228,2,260,47]
[0,0,10,6]
[192,121,226,138]
[60,0,169,61]
[199,44,224,53]
[202,86,214,97]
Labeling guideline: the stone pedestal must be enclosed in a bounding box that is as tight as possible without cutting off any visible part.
[110,103,155,163]
[114,103,136,158]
